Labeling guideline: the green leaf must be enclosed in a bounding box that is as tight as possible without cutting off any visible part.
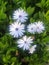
[30,18,35,23]
[36,3,41,8]
[0,9,6,20]
[11,57,16,62]
[27,7,35,15]
[39,11,45,21]
[43,36,49,43]
[46,0,49,7]
[36,0,46,8]
[45,10,49,21]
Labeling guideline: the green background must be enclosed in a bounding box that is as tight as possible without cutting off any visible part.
[0,0,49,65]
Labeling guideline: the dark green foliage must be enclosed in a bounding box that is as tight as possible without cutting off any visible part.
[0,0,49,65]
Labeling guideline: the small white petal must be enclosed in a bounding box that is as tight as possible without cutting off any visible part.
[29,45,36,54]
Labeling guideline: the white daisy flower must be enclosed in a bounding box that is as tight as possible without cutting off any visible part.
[27,23,36,34]
[35,21,45,33]
[13,8,28,23]
[27,21,45,34]
[9,22,25,38]
[17,36,33,50]
[29,45,36,54]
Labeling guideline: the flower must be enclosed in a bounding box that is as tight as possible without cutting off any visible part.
[9,22,25,38]
[27,21,45,34]
[27,23,36,34]
[17,36,33,50]
[13,8,28,23]
[29,45,36,54]
[35,21,45,33]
